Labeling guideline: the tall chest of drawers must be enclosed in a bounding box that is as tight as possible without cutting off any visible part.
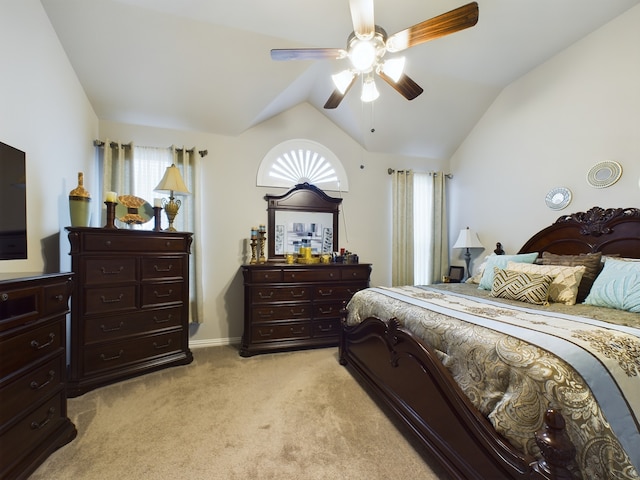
[0,272,77,480]
[241,263,371,357]
[66,228,193,397]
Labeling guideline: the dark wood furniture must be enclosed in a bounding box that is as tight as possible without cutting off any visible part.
[66,227,193,397]
[340,207,640,480]
[0,272,77,480]
[241,263,371,356]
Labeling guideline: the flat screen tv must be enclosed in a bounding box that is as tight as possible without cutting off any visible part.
[0,141,27,260]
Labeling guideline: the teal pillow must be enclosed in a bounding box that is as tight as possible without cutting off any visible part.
[478,252,539,291]
[584,258,640,312]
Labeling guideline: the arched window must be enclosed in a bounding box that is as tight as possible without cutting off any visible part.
[256,139,349,192]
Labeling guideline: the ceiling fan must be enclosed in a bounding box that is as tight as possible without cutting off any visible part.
[271,0,479,109]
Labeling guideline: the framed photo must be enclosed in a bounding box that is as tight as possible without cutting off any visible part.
[448,266,465,283]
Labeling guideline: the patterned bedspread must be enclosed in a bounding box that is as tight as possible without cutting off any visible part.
[345,283,640,480]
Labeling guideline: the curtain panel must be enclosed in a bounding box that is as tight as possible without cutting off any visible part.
[392,170,414,286]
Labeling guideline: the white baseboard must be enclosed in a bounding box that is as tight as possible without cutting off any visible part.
[189,337,242,349]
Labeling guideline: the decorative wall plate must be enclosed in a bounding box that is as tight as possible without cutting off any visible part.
[116,195,153,224]
[586,161,622,188]
[545,187,572,210]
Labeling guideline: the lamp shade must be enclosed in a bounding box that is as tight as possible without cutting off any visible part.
[452,227,484,249]
[154,164,190,195]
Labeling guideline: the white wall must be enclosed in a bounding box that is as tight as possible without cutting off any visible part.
[100,106,446,344]
[0,0,97,274]
[448,5,640,273]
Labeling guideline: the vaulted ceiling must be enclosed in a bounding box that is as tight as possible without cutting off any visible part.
[41,0,639,159]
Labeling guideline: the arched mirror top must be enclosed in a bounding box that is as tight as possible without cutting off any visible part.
[266,183,341,260]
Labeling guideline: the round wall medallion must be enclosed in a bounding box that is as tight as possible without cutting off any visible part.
[586,161,622,188]
[545,187,572,210]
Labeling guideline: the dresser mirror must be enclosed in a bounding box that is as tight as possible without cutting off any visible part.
[266,183,341,260]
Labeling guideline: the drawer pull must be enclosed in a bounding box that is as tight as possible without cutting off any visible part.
[318,307,334,314]
[154,264,173,272]
[153,314,173,324]
[258,291,274,299]
[104,240,112,246]
[30,333,55,350]
[318,289,333,296]
[258,328,274,337]
[53,294,64,303]
[31,407,55,430]
[153,289,173,298]
[329,273,335,278]
[1,293,8,301]
[290,290,305,298]
[290,326,306,334]
[153,339,172,349]
[101,266,124,275]
[101,321,125,332]
[30,370,56,390]
[317,324,334,332]
[258,310,274,319]
[101,350,124,361]
[289,308,306,317]
[101,293,124,304]
[165,241,171,247]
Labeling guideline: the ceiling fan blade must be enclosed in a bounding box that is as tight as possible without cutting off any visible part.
[324,75,357,109]
[349,0,375,39]
[386,2,479,53]
[271,48,347,61]
[378,71,424,101]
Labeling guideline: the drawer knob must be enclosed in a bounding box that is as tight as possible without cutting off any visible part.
[104,240,112,247]
[101,350,124,362]
[30,407,55,430]
[30,370,56,390]
[101,266,124,275]
[101,321,125,333]
[154,264,173,272]
[1,293,8,302]
[154,289,173,298]
[101,293,124,304]
[30,333,55,350]
[153,339,173,350]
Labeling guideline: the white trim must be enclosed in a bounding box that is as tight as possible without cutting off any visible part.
[189,337,241,349]
[257,139,349,192]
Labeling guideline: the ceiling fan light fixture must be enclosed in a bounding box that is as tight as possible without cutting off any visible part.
[380,56,405,82]
[361,77,379,102]
[332,70,356,94]
[349,39,377,72]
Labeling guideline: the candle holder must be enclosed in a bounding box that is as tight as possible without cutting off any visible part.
[258,231,266,263]
[153,206,163,231]
[249,237,258,264]
[104,201,117,229]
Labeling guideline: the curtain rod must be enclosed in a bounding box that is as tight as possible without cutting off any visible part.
[93,140,208,157]
[387,168,453,179]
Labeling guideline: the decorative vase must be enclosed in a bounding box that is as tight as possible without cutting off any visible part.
[69,172,91,227]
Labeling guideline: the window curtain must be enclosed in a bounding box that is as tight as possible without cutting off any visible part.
[392,170,414,286]
[171,146,204,324]
[429,172,449,284]
[392,170,449,286]
[97,139,134,225]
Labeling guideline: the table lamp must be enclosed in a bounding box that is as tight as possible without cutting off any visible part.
[154,164,190,231]
[452,227,484,281]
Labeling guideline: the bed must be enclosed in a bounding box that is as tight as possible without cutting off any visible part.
[339,206,640,480]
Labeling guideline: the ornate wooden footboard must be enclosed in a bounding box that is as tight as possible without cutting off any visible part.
[339,316,575,480]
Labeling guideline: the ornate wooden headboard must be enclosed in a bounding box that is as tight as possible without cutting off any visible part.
[518,207,640,258]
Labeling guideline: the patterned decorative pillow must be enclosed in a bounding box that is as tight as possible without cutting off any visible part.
[541,252,602,303]
[478,252,539,291]
[506,261,586,305]
[584,258,640,312]
[490,267,553,305]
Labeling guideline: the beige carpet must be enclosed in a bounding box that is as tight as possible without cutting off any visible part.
[31,346,451,479]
